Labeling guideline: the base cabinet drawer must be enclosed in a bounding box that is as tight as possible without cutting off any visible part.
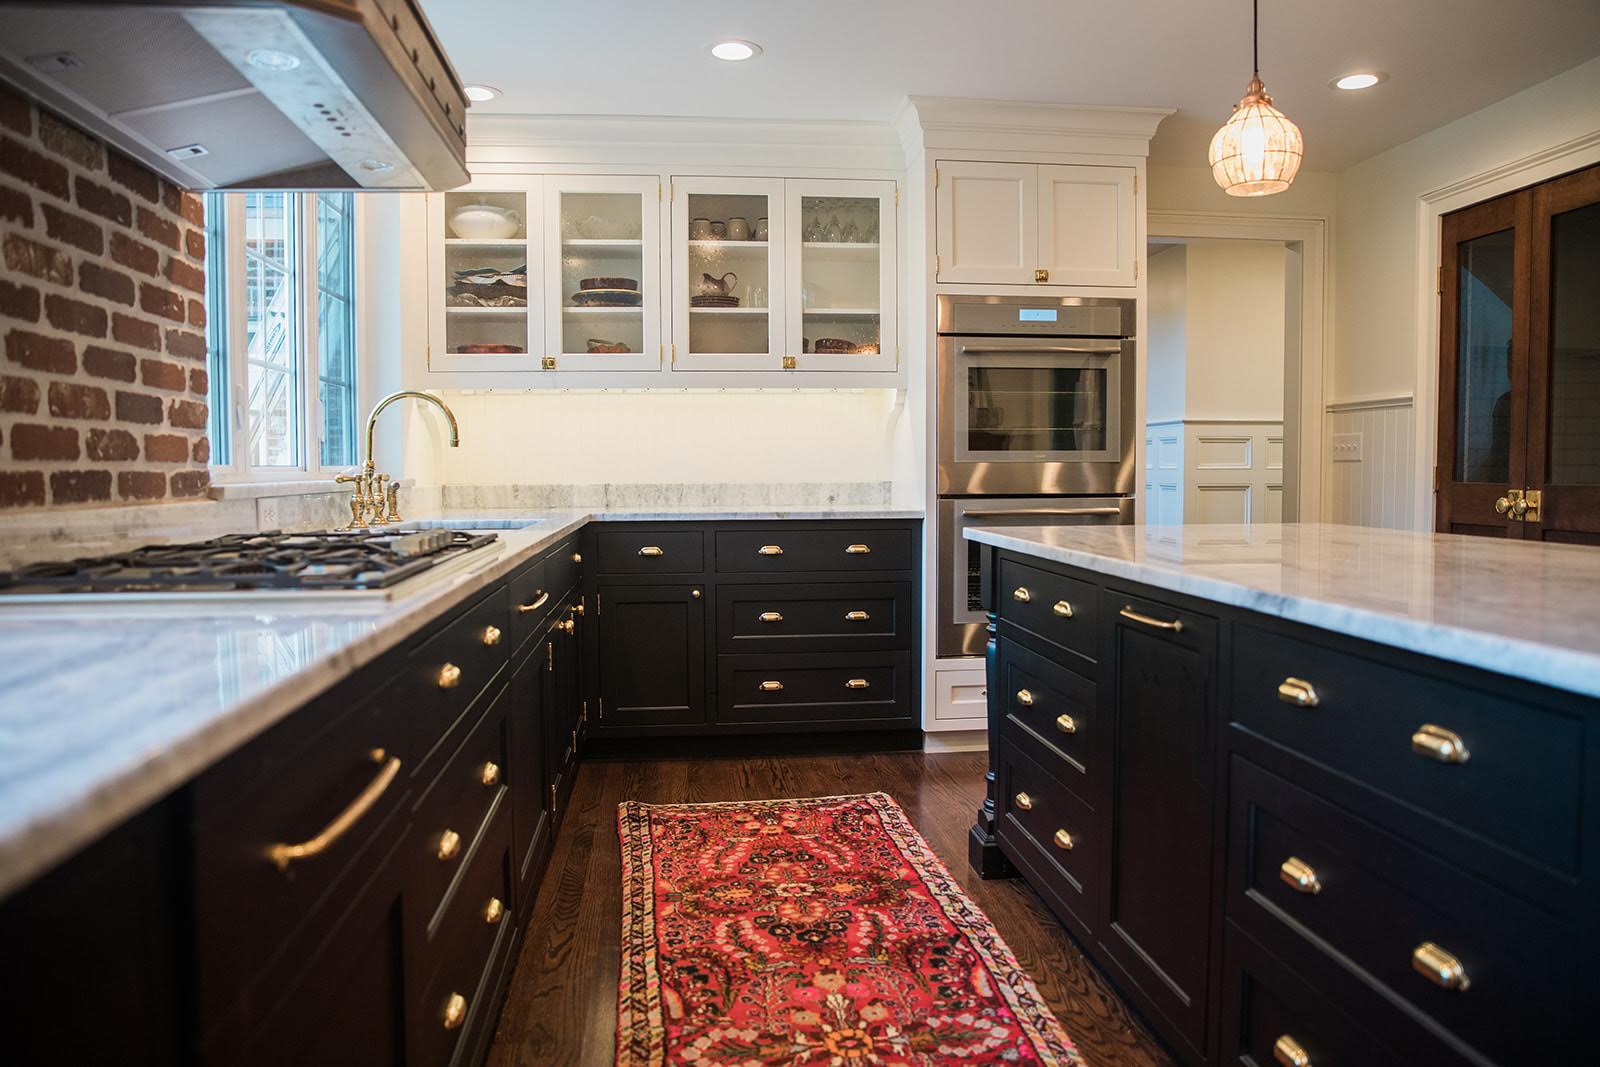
[998,638,1100,804]
[996,555,1099,662]
[997,741,1099,937]
[718,653,912,727]
[506,555,552,651]
[596,528,706,575]
[409,589,509,769]
[714,526,914,573]
[717,581,912,653]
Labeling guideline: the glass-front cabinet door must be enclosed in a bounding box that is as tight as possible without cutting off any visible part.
[785,179,897,372]
[429,177,542,373]
[542,175,662,372]
[670,177,784,371]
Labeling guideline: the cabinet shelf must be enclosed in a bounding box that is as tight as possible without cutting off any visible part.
[446,305,528,315]
[802,307,880,317]
[801,242,881,252]
[687,307,769,315]
[688,240,769,250]
[563,306,644,316]
[444,238,527,247]
[561,238,643,250]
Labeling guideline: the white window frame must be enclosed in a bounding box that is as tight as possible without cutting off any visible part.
[208,192,363,483]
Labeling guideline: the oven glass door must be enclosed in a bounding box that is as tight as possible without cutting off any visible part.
[955,346,1121,465]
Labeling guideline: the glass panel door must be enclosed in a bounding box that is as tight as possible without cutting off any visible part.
[544,175,660,371]
[1454,227,1516,484]
[1545,200,1600,485]
[785,179,896,372]
[671,177,783,370]
[431,178,541,373]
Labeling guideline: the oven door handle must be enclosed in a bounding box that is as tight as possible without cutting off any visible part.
[958,345,1123,355]
[962,507,1125,519]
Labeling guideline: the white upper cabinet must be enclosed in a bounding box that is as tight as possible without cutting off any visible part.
[428,176,543,374]
[785,178,897,373]
[670,177,786,372]
[935,160,1137,287]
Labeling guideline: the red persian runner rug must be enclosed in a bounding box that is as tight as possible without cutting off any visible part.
[617,792,1082,1066]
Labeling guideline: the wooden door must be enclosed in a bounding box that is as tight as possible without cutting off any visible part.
[597,583,708,727]
[1037,164,1138,287]
[934,160,1038,284]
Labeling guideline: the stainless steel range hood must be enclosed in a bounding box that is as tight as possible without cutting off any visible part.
[0,1,470,191]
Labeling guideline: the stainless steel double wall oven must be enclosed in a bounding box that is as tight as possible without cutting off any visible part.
[937,294,1137,657]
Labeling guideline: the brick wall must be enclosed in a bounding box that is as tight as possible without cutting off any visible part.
[0,84,210,510]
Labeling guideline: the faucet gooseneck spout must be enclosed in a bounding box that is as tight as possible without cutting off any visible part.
[363,390,459,476]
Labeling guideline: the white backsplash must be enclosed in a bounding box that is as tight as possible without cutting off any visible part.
[440,481,892,511]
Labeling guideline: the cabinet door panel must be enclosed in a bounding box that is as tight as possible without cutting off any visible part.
[671,176,786,371]
[598,584,708,726]
[935,161,1037,284]
[1037,164,1137,286]
[510,648,550,901]
[428,176,543,374]
[785,178,897,372]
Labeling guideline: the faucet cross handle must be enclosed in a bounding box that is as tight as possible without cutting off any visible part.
[369,474,392,524]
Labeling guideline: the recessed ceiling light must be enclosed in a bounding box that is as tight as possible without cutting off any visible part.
[709,40,761,62]
[245,48,301,72]
[463,84,500,102]
[1331,71,1387,91]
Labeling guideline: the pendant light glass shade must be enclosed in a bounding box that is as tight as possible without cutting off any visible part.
[1209,1,1303,197]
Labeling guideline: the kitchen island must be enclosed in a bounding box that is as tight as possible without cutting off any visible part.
[963,522,1597,1067]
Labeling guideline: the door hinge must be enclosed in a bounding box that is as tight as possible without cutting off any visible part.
[546,639,553,671]
[669,180,674,202]
[935,252,940,277]
[657,180,662,202]
[1134,259,1139,281]
[1433,466,1440,492]
[659,343,664,365]
[581,700,587,723]
[671,343,677,366]
[1133,173,1139,195]
[893,186,899,208]
[598,695,604,719]
[1437,264,1444,295]
[934,167,939,190]
[571,728,578,752]
[550,782,557,816]
[596,592,601,616]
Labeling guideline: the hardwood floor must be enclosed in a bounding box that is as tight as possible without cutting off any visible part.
[486,751,1175,1067]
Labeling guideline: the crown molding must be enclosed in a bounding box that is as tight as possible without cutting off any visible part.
[895,95,1174,158]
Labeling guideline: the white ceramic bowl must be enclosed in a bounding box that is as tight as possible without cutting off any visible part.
[449,204,520,240]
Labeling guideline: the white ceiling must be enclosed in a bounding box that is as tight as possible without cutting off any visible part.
[420,0,1600,171]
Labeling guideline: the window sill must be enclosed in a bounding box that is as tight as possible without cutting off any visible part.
[209,478,414,501]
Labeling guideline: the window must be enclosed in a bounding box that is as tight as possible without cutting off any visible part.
[205,191,359,478]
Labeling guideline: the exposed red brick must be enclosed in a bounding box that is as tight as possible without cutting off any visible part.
[44,293,108,338]
[165,257,205,295]
[187,298,206,329]
[136,206,180,250]
[107,151,160,203]
[82,345,136,382]
[140,358,186,391]
[39,111,104,170]
[191,436,210,463]
[0,375,40,413]
[74,175,132,227]
[0,279,40,322]
[79,262,135,306]
[42,203,104,255]
[161,181,182,214]
[3,233,73,286]
[167,397,207,429]
[165,329,206,362]
[169,468,209,498]
[185,228,205,260]
[0,185,32,227]
[86,427,138,461]
[189,366,208,395]
[0,82,29,136]
[0,471,46,509]
[178,193,203,227]
[117,469,165,501]
[5,329,75,374]
[47,381,111,421]
[139,282,185,323]
[109,232,159,277]
[50,469,112,504]
[115,390,162,425]
[144,433,189,463]
[111,312,161,351]
[10,423,79,460]
[0,135,69,199]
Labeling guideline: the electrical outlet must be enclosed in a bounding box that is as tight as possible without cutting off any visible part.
[1332,432,1363,463]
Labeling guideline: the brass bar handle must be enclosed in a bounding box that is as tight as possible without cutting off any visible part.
[1412,724,1470,763]
[437,828,461,862]
[1279,856,1322,894]
[759,680,784,692]
[1412,942,1471,991]
[1052,600,1073,618]
[1053,829,1074,850]
[844,610,870,621]
[638,545,664,557]
[1013,791,1034,811]
[517,590,550,614]
[480,761,500,787]
[1012,587,1032,603]
[844,678,870,689]
[757,544,784,556]
[442,992,468,1031]
[1016,688,1035,706]
[438,662,462,689]
[1273,1034,1311,1067]
[759,611,784,623]
[481,625,502,647]
[1277,677,1319,707]
[845,543,871,554]
[1119,606,1184,633]
[483,897,505,925]
[268,749,401,871]
[1056,714,1077,734]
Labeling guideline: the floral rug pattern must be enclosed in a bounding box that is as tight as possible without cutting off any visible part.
[617,792,1082,1066]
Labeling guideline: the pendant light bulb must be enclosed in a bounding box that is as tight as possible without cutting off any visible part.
[1208,1,1303,196]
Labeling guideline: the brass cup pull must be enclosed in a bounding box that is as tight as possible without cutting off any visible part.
[1012,587,1032,603]
[1016,688,1035,706]
[437,662,461,689]
[268,748,401,871]
[638,545,664,557]
[1119,605,1184,633]
[759,680,784,692]
[483,896,505,925]
[1412,724,1469,763]
[442,992,468,1031]
[481,625,502,647]
[1053,829,1074,850]
[437,828,461,862]
[844,678,870,689]
[845,543,871,554]
[757,544,784,556]
[759,611,784,623]
[1273,1034,1311,1067]
[1055,714,1077,734]
[1277,677,1319,707]
[1013,791,1034,811]
[1052,600,1073,618]
[844,610,870,621]
[480,761,501,787]
[517,590,550,614]
[1412,941,1471,991]
[1279,856,1322,894]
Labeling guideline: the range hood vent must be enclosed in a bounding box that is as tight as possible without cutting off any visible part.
[0,1,470,191]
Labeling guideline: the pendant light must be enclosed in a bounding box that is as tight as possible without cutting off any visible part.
[1208,0,1303,196]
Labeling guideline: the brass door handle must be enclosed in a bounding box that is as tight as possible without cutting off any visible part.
[1412,941,1470,991]
[1412,724,1469,763]
[844,678,870,689]
[1052,600,1073,618]
[1273,1034,1311,1067]
[1119,605,1184,633]
[1053,829,1074,850]
[844,610,870,621]
[480,761,500,787]
[483,897,505,925]
[1016,688,1035,706]
[1279,856,1322,894]
[517,590,550,614]
[759,611,784,623]
[1056,714,1077,734]
[1494,495,1513,515]
[1012,587,1032,603]
[437,828,461,862]
[1277,677,1319,707]
[638,545,664,557]
[845,543,871,554]
[757,544,784,556]
[1013,791,1034,811]
[438,662,462,689]
[442,992,468,1031]
[268,749,400,871]
[759,680,784,692]
[481,625,502,647]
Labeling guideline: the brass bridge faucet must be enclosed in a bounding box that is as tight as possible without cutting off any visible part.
[336,391,459,529]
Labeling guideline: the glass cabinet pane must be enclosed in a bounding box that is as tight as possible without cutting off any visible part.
[1455,227,1515,483]
[441,189,529,362]
[686,191,770,356]
[1548,201,1600,485]
[798,195,881,359]
[558,191,644,357]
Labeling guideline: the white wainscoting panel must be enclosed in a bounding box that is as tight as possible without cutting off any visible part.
[1145,420,1185,524]
[1158,420,1284,525]
[1324,397,1416,529]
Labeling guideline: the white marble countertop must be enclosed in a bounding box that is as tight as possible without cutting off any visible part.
[965,522,1600,700]
[0,505,923,898]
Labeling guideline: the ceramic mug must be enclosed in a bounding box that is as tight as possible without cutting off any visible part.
[754,217,769,241]
[727,217,750,241]
[710,221,727,239]
[690,217,713,240]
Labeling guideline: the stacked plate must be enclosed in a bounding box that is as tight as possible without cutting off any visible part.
[572,276,641,308]
[690,294,741,308]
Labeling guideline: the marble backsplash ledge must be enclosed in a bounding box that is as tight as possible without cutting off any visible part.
[439,482,895,511]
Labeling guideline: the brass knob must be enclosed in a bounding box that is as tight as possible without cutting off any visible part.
[638,545,664,557]
[481,625,502,647]
[757,544,784,556]
[575,600,585,615]
[759,680,784,692]
[571,552,582,563]
[1412,724,1469,763]
[1055,714,1077,734]
[480,761,501,787]
[560,618,575,634]
[844,678,870,689]
[1277,677,1319,707]
[1273,1034,1311,1067]
[759,611,784,623]
[1494,495,1512,515]
[1052,600,1073,618]
[1053,829,1074,850]
[442,992,468,1030]
[1279,856,1322,894]
[1016,689,1035,706]
[845,543,871,554]
[844,610,870,621]
[437,662,461,689]
[1412,941,1470,991]
[691,589,702,599]
[437,829,461,861]
[483,896,505,925]
[1034,267,1049,283]
[1013,791,1034,811]
[1012,587,1032,603]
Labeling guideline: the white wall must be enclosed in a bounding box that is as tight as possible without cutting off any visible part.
[1183,240,1287,421]
[1149,165,1340,220]
[1146,244,1187,423]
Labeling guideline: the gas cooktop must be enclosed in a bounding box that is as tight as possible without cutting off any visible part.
[0,529,500,597]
